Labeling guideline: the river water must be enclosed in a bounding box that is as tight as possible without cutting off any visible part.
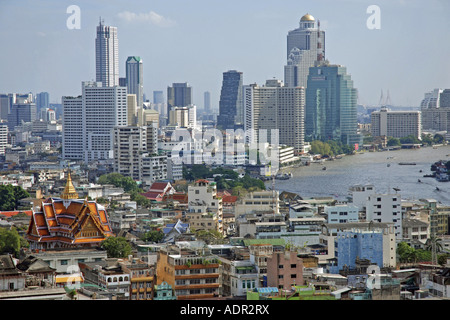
[269,145,450,205]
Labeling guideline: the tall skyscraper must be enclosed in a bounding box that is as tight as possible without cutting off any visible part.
[204,91,211,113]
[244,79,305,152]
[95,19,119,87]
[284,13,325,88]
[36,92,49,112]
[217,70,244,130]
[62,81,127,162]
[305,61,360,146]
[153,91,164,104]
[126,56,144,108]
[167,83,192,114]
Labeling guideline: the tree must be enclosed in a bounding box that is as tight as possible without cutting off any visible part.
[100,236,132,258]
[98,173,139,193]
[0,228,23,256]
[141,230,164,243]
[387,137,401,147]
[194,229,225,245]
[0,185,30,211]
[433,134,445,144]
[397,242,416,263]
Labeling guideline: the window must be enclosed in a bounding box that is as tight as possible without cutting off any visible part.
[60,260,68,266]
[291,264,297,269]
[278,265,284,269]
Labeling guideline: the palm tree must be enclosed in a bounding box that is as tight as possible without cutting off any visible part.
[426,235,443,265]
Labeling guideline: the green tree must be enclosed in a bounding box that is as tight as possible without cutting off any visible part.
[0,228,23,256]
[141,230,164,243]
[387,137,401,147]
[399,135,421,144]
[0,185,30,211]
[194,229,225,245]
[397,242,416,263]
[98,173,139,192]
[100,236,132,258]
[421,134,434,145]
[433,134,445,144]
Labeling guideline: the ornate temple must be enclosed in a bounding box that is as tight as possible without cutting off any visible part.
[26,171,114,250]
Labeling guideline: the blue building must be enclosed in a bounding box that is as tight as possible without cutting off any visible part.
[217,70,243,130]
[333,230,384,273]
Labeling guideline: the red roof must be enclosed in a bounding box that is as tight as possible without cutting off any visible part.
[195,179,210,184]
[0,210,33,218]
[149,182,172,192]
[141,191,164,201]
[162,193,188,203]
[222,195,238,204]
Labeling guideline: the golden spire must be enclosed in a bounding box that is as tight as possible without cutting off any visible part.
[61,169,79,200]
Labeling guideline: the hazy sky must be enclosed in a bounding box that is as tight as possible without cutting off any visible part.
[1,0,450,108]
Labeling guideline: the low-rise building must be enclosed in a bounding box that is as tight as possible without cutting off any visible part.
[156,245,220,300]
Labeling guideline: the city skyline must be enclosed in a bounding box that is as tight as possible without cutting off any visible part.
[1,0,450,108]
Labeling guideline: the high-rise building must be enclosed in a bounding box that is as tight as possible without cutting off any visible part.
[7,101,37,130]
[204,91,211,113]
[243,79,305,152]
[62,96,83,160]
[371,107,422,139]
[217,70,243,130]
[153,91,164,104]
[284,13,325,88]
[169,105,196,129]
[95,19,119,87]
[36,92,49,113]
[1,93,33,121]
[126,56,144,108]
[0,123,8,155]
[420,89,443,109]
[440,89,450,108]
[127,94,138,126]
[305,61,360,146]
[82,81,127,162]
[63,81,127,162]
[113,126,147,181]
[167,83,192,114]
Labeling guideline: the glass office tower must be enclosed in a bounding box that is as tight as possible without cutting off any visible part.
[305,61,360,146]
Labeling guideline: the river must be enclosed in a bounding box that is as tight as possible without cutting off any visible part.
[269,145,450,205]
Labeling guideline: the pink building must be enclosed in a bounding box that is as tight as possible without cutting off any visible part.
[267,251,304,290]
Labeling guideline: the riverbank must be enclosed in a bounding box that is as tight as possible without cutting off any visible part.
[267,145,450,205]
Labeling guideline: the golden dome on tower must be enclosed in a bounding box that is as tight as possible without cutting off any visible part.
[300,13,315,21]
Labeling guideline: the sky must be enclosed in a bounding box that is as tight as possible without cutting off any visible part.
[1,0,450,109]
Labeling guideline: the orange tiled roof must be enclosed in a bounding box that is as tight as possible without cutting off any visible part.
[26,197,113,247]
[0,210,33,218]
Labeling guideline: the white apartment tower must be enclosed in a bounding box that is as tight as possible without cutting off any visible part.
[244,79,305,152]
[62,96,83,160]
[96,19,119,87]
[113,126,147,180]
